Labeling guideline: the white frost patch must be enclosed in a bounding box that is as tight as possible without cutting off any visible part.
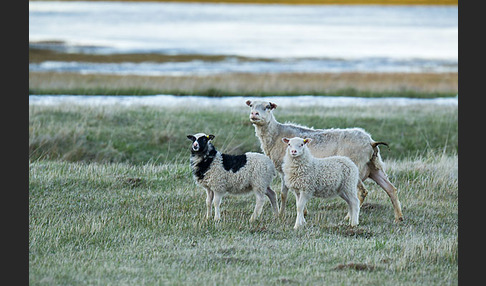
[29,95,458,108]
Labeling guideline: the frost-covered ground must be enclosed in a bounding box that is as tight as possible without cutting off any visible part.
[29,1,457,75]
[29,95,458,108]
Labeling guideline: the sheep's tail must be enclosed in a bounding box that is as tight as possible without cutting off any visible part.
[371,141,389,149]
[370,141,389,170]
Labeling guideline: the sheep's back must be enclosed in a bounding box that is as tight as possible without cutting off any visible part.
[283,126,375,177]
[201,152,275,194]
[284,155,359,198]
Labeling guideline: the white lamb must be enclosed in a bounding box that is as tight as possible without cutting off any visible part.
[246,100,403,222]
[187,133,279,222]
[282,137,360,229]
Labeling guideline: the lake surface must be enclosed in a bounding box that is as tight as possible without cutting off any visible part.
[29,95,458,108]
[29,1,457,75]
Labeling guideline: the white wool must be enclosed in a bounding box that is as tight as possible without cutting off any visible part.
[246,100,403,222]
[282,137,360,228]
[188,133,278,222]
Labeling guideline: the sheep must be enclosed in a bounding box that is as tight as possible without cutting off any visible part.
[187,133,279,222]
[245,99,403,222]
[282,137,360,229]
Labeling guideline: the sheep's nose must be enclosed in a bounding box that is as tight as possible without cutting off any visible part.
[251,111,259,116]
[291,149,297,154]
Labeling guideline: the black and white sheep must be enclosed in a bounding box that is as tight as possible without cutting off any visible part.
[187,133,279,222]
[246,100,403,222]
[282,137,360,228]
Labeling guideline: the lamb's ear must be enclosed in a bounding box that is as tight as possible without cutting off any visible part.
[187,135,196,142]
[282,137,290,144]
[269,102,277,110]
[207,134,215,141]
[303,138,312,145]
[245,100,252,106]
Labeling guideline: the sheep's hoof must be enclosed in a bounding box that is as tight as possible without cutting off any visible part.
[395,216,404,223]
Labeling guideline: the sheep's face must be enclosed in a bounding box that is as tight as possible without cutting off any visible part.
[246,100,277,125]
[282,137,312,157]
[187,133,215,153]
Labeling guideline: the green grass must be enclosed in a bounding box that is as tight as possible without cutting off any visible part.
[29,154,457,285]
[29,103,457,284]
[28,87,457,98]
[29,103,457,164]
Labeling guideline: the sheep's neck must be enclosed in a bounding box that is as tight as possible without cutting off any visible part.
[255,116,282,155]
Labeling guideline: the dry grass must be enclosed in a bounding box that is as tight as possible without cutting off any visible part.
[29,71,458,95]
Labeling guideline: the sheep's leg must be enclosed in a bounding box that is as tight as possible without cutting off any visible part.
[369,169,403,222]
[339,190,360,226]
[294,191,310,229]
[280,179,308,217]
[357,180,368,206]
[250,191,266,222]
[279,178,288,217]
[205,189,214,220]
[265,187,279,218]
[348,193,360,227]
[213,192,223,221]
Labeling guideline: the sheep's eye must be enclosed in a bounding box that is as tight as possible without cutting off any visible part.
[300,144,303,147]
[249,104,253,107]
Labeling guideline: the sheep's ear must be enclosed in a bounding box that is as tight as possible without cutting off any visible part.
[282,138,290,144]
[187,135,196,142]
[207,134,215,141]
[245,100,252,106]
[303,138,312,145]
[269,102,277,110]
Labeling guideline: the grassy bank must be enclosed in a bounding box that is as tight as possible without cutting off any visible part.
[29,103,457,164]
[29,72,458,97]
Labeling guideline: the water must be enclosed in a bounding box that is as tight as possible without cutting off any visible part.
[29,95,458,108]
[29,1,457,75]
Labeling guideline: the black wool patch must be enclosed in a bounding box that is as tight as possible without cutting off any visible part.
[222,154,247,173]
[193,148,217,180]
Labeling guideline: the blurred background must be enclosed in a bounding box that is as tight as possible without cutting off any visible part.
[29,0,458,97]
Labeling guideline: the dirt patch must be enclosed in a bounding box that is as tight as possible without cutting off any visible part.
[361,203,388,211]
[333,262,377,271]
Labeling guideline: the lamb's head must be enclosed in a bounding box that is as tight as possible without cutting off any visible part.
[282,137,312,158]
[187,133,215,154]
[246,100,277,126]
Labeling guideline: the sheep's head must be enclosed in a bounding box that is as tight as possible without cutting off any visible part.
[187,133,215,153]
[246,100,277,125]
[282,137,312,157]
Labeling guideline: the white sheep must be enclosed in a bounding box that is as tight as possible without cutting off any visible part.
[246,100,403,222]
[282,137,360,229]
[187,133,279,222]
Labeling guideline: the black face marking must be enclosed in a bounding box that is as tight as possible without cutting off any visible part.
[222,154,247,173]
[189,136,217,180]
[190,136,210,154]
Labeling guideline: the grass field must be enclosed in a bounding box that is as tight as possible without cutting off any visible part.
[29,103,458,285]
